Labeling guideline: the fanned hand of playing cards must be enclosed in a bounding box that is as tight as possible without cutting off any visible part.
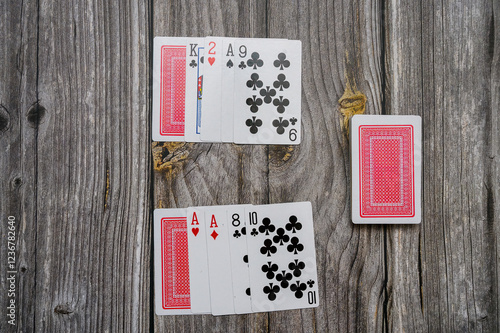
[154,202,319,316]
[152,37,302,145]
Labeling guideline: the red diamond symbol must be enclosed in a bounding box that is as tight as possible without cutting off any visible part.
[211,230,219,240]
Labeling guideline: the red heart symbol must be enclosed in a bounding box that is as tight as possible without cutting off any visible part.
[192,228,199,236]
[208,57,215,66]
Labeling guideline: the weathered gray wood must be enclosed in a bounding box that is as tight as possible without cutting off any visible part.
[385,0,500,332]
[1,0,151,331]
[1,0,499,331]
[0,0,39,332]
[383,0,425,332]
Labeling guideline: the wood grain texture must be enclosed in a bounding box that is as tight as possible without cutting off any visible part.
[0,0,39,331]
[417,1,499,332]
[1,0,499,332]
[1,0,151,331]
[385,0,500,332]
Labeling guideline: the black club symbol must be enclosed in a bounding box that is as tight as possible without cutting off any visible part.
[247,52,264,69]
[273,74,290,91]
[276,270,293,288]
[290,281,307,299]
[260,239,277,257]
[189,60,197,68]
[261,262,279,279]
[287,236,304,254]
[263,283,280,301]
[272,117,290,135]
[307,279,315,288]
[273,96,289,114]
[290,117,297,125]
[288,259,306,277]
[247,73,264,91]
[273,228,290,246]
[233,230,242,238]
[274,52,290,70]
[238,61,247,69]
[285,215,302,233]
[246,116,263,134]
[259,217,276,235]
[246,96,263,113]
[251,228,258,236]
[226,59,233,68]
[259,86,277,104]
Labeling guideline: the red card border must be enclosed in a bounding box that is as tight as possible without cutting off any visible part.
[358,124,415,218]
[161,217,190,310]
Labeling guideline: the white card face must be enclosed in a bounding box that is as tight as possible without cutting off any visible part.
[187,207,211,314]
[154,208,193,315]
[152,37,191,142]
[200,37,223,142]
[204,207,235,315]
[184,40,205,142]
[245,202,319,312]
[350,115,422,224]
[225,204,253,314]
[233,39,302,145]
[220,38,236,142]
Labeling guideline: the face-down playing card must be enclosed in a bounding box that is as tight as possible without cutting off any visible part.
[152,37,190,142]
[154,208,192,315]
[350,115,422,224]
[233,39,302,145]
[245,202,319,312]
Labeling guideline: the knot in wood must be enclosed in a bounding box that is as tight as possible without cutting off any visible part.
[12,177,22,188]
[27,103,47,128]
[54,303,74,314]
[338,89,366,134]
[0,105,10,132]
[269,145,295,166]
[152,142,191,174]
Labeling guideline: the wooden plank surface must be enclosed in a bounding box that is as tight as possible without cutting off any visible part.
[0,0,499,332]
[1,0,151,331]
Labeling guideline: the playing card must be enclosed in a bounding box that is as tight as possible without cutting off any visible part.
[350,115,422,224]
[184,39,206,142]
[200,37,223,142]
[245,202,319,312]
[154,208,192,315]
[226,204,253,314]
[220,38,237,142]
[233,39,302,145]
[204,206,235,315]
[153,37,190,142]
[187,207,211,314]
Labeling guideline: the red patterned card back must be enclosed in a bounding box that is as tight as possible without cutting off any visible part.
[161,217,190,309]
[359,125,414,217]
[160,45,186,136]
